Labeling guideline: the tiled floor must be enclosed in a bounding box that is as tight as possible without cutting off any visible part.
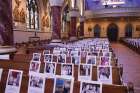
[111,43,140,93]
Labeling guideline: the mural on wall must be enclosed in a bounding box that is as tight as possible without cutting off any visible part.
[13,0,25,23]
[41,12,50,31]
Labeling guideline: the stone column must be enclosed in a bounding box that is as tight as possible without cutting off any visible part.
[69,9,79,41]
[79,16,85,39]
[49,0,64,43]
[0,0,13,45]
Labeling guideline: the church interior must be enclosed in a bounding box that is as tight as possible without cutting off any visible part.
[0,0,140,93]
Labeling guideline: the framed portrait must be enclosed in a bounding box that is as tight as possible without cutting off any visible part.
[29,61,41,73]
[57,54,66,64]
[31,53,41,62]
[44,62,56,78]
[0,68,3,81]
[71,56,81,65]
[80,81,102,93]
[97,66,112,84]
[43,50,50,55]
[100,56,111,66]
[86,56,97,65]
[28,72,46,93]
[53,75,74,93]
[5,69,23,93]
[78,64,92,81]
[61,64,73,77]
[44,54,53,63]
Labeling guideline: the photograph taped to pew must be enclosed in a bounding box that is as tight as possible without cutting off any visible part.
[53,49,61,56]
[0,68,3,81]
[31,53,41,62]
[53,75,74,93]
[60,48,68,55]
[61,64,73,77]
[100,56,111,66]
[86,55,97,65]
[71,56,81,65]
[43,50,50,55]
[88,50,99,56]
[29,61,41,73]
[80,81,102,93]
[5,69,23,93]
[70,50,80,56]
[44,54,53,63]
[78,64,92,81]
[81,51,87,57]
[57,54,66,63]
[44,62,56,78]
[102,52,112,58]
[28,72,46,93]
[97,66,112,84]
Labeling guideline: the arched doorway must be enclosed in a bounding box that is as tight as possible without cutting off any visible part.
[125,23,133,38]
[94,24,101,38]
[107,23,118,42]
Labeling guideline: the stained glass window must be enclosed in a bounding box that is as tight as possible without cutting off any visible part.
[26,0,39,30]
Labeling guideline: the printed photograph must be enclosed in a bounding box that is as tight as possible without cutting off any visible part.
[79,64,92,81]
[71,56,81,65]
[7,70,22,87]
[43,50,50,55]
[32,53,41,62]
[80,81,102,93]
[53,76,74,93]
[28,73,46,93]
[70,50,80,56]
[0,68,3,81]
[5,70,23,93]
[29,76,44,88]
[44,54,53,62]
[57,54,66,63]
[44,63,56,75]
[29,62,40,72]
[103,52,112,57]
[86,56,96,65]
[61,64,73,76]
[100,57,110,66]
[98,66,112,84]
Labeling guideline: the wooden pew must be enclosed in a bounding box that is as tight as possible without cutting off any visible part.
[0,60,122,85]
[0,70,127,93]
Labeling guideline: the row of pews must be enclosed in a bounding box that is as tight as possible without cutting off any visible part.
[0,38,132,93]
[120,38,140,54]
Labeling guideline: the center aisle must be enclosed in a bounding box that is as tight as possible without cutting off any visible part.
[111,43,140,93]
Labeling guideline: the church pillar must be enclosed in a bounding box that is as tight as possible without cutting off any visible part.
[49,0,64,43]
[69,9,79,41]
[0,0,13,45]
[79,16,85,39]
